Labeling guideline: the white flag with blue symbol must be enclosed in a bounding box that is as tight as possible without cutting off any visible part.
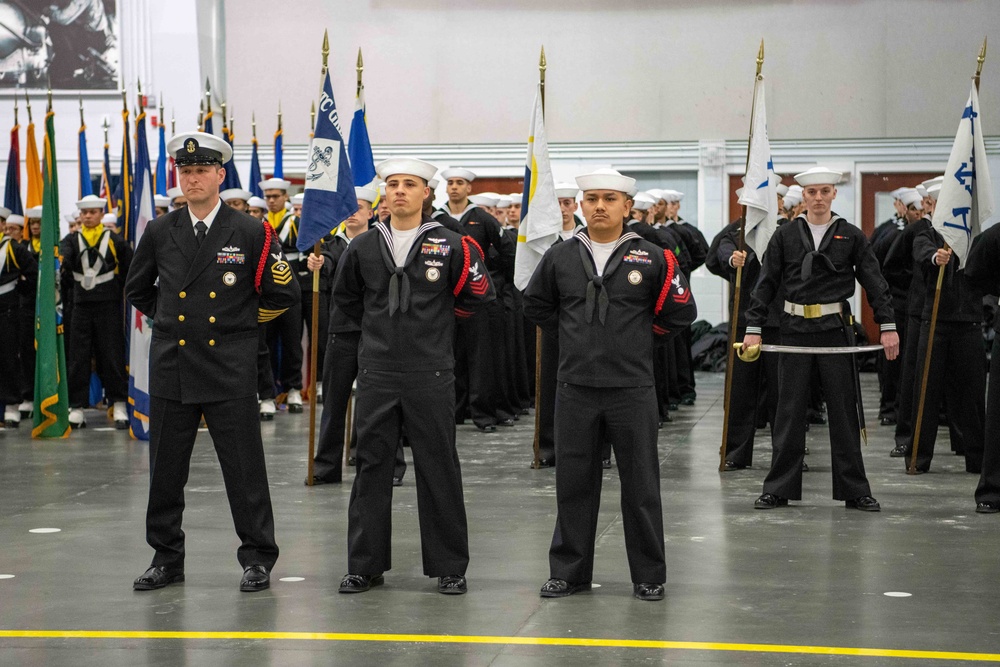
[932,83,994,267]
[737,76,778,259]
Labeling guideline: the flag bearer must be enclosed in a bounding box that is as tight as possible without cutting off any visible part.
[0,205,37,428]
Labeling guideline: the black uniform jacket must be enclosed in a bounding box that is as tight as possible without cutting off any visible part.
[456,206,515,291]
[627,219,693,275]
[667,218,708,271]
[883,217,932,316]
[746,215,896,336]
[0,236,37,310]
[711,221,782,329]
[430,209,464,234]
[60,227,132,303]
[523,229,698,388]
[912,226,983,324]
[965,223,1000,333]
[125,203,300,403]
[333,218,496,373]
[321,230,362,334]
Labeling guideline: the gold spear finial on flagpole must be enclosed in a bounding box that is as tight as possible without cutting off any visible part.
[310,101,316,133]
[25,89,32,124]
[137,78,143,111]
[277,101,282,131]
[205,77,212,111]
[252,112,257,139]
[539,45,547,112]
[158,95,164,128]
[197,100,204,130]
[13,91,17,126]
[356,46,364,96]
[171,109,175,135]
[756,39,765,78]
[47,85,52,112]
[102,115,109,144]
[121,85,127,112]
[322,29,330,72]
[79,94,85,127]
[221,100,228,129]
[975,36,987,91]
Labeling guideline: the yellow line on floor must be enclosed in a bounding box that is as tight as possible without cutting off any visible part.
[0,630,998,661]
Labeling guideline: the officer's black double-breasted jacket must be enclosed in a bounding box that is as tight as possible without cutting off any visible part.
[125,202,300,403]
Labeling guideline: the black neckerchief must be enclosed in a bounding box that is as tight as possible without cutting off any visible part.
[374,218,444,315]
[575,229,642,325]
[796,215,843,280]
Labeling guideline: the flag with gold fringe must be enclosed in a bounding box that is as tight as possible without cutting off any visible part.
[32,106,71,438]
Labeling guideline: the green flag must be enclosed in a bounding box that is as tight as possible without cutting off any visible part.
[32,108,70,438]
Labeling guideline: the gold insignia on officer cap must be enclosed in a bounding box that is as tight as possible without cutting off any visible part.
[186,139,197,153]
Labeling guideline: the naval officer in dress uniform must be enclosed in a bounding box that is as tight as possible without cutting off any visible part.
[126,131,299,592]
[333,157,495,596]
[524,169,697,601]
[742,167,899,511]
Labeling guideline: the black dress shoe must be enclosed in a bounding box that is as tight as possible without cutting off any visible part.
[804,446,810,455]
[305,476,340,486]
[240,565,270,592]
[438,575,467,595]
[845,496,881,512]
[392,476,403,487]
[680,396,695,406]
[723,461,746,472]
[540,578,592,598]
[633,583,665,601]
[801,461,809,472]
[497,418,515,427]
[133,565,184,591]
[754,493,788,509]
[667,402,679,411]
[476,423,497,432]
[662,412,673,423]
[602,458,612,469]
[347,456,357,466]
[907,466,929,474]
[339,573,384,593]
[976,501,1000,514]
[532,458,554,469]
[880,416,897,426]
[889,445,909,458]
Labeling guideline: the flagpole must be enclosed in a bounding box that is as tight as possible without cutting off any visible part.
[343,46,364,469]
[531,45,546,470]
[718,40,764,472]
[305,30,329,487]
[908,38,986,475]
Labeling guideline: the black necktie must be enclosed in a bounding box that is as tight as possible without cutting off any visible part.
[195,221,207,246]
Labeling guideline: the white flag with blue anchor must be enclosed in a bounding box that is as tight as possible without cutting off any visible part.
[298,69,358,252]
[737,76,778,259]
[932,83,994,267]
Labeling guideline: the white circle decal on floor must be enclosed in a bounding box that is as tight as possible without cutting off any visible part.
[279,577,305,582]
[0,574,15,579]
[884,591,912,598]
[29,528,61,534]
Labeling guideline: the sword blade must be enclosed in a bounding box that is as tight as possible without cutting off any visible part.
[759,344,884,355]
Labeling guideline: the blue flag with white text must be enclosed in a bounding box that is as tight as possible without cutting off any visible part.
[297,69,357,252]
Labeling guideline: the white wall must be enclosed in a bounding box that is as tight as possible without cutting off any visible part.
[223,0,1000,147]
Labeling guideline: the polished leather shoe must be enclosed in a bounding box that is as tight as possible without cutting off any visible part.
[339,573,384,593]
[240,565,270,592]
[976,501,1000,514]
[347,456,357,466]
[889,445,909,458]
[907,466,929,475]
[540,578,592,598]
[846,496,881,512]
[680,396,695,406]
[392,476,403,487]
[602,458,612,469]
[804,446,810,455]
[754,493,788,509]
[723,461,746,472]
[438,575,467,595]
[476,423,497,432]
[497,418,515,427]
[633,583,665,601]
[532,458,554,469]
[133,565,184,591]
[880,416,897,426]
[667,402,679,411]
[801,461,809,472]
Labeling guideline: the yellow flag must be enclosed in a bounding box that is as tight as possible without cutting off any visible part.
[25,121,42,208]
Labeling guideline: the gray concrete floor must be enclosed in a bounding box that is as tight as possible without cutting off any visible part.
[1,372,998,666]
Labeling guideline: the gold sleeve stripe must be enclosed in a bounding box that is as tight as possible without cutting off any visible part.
[258,308,288,323]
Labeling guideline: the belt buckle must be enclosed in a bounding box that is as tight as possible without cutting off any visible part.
[803,304,822,319]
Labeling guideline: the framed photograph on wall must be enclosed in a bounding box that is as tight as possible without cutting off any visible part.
[0,0,118,91]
